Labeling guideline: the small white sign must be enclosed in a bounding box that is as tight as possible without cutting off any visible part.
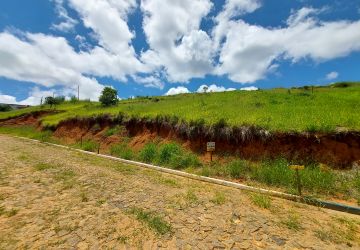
[207,142,215,152]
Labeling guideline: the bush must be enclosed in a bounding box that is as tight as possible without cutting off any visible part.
[44,96,65,108]
[99,87,118,106]
[157,143,200,169]
[251,159,293,187]
[0,104,11,112]
[158,143,181,165]
[301,165,336,194]
[110,143,134,160]
[104,125,126,137]
[139,143,158,163]
[227,160,248,179]
[170,152,200,169]
[70,96,78,103]
[80,140,98,152]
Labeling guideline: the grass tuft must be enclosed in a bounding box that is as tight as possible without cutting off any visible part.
[250,193,271,209]
[129,207,171,235]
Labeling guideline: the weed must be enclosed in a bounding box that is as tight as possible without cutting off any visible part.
[113,164,136,174]
[79,139,98,152]
[158,177,180,188]
[281,212,302,231]
[110,143,134,160]
[185,189,198,204]
[250,193,271,209]
[211,191,226,205]
[139,143,157,163]
[54,169,76,189]
[34,162,56,171]
[129,207,171,235]
[104,125,126,137]
[251,159,293,187]
[227,160,248,178]
[158,143,181,165]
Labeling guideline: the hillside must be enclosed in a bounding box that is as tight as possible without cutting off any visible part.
[1,83,360,132]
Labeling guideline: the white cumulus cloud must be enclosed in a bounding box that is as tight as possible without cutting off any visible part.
[326,71,339,80]
[164,86,190,96]
[140,0,214,82]
[240,86,258,91]
[197,84,236,93]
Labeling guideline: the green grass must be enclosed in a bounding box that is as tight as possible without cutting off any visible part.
[129,207,171,235]
[34,162,57,171]
[250,193,272,209]
[211,191,226,205]
[74,139,98,152]
[0,126,57,143]
[281,212,302,231]
[138,142,200,169]
[110,142,134,160]
[1,83,359,132]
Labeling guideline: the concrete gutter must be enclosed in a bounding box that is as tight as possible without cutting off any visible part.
[13,135,360,216]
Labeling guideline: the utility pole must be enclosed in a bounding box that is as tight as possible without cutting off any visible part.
[77,85,80,101]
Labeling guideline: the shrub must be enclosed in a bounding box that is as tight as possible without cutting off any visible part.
[157,143,200,169]
[110,143,134,160]
[80,140,98,152]
[170,152,201,169]
[139,143,158,163]
[158,143,181,165]
[227,160,248,179]
[44,96,64,108]
[250,193,271,209]
[0,104,11,112]
[251,159,293,187]
[301,165,336,194]
[99,87,118,106]
[70,95,78,103]
[104,125,126,137]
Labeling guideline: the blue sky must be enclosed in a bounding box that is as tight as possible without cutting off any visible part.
[0,0,360,104]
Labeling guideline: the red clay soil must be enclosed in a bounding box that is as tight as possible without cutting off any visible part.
[0,111,56,127]
[50,117,360,168]
[2,114,360,168]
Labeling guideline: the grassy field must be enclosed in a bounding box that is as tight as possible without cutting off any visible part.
[1,82,359,132]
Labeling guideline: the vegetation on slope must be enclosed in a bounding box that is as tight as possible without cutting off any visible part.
[0,82,359,132]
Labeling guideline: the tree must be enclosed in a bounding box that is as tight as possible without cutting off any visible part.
[44,96,65,108]
[99,87,118,106]
[0,104,12,112]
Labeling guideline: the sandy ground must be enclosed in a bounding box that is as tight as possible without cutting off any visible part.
[0,135,359,249]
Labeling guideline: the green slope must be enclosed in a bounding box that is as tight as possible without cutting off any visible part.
[1,83,359,132]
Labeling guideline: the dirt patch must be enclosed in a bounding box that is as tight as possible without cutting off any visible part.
[0,110,58,127]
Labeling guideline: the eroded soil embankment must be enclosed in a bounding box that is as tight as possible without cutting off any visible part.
[50,116,360,168]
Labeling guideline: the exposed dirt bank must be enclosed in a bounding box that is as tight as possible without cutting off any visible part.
[0,110,58,126]
[48,115,360,168]
[1,113,359,168]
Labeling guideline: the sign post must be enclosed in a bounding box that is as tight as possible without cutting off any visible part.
[207,142,215,162]
[289,165,304,196]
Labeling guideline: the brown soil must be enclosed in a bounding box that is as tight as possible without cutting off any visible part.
[0,111,57,127]
[1,114,360,168]
[1,135,359,249]
[52,117,360,168]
